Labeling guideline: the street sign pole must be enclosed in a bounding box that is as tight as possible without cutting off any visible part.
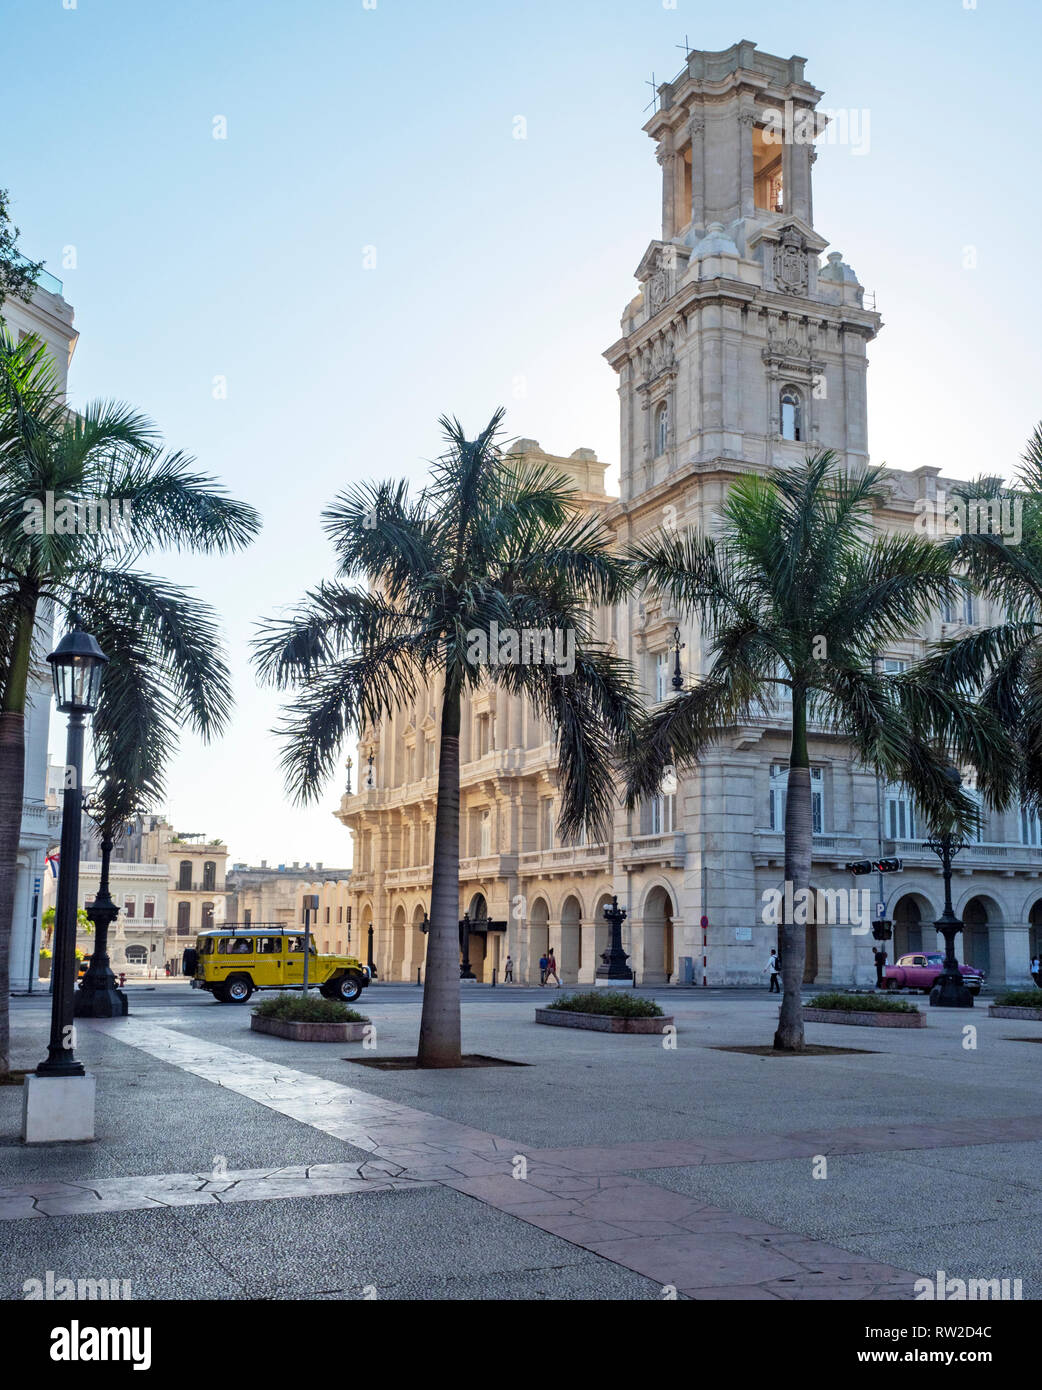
[301,894,319,996]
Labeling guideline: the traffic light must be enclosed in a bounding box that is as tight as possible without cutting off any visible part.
[845,859,903,876]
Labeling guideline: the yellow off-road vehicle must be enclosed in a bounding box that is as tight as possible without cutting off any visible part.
[185,927,371,1004]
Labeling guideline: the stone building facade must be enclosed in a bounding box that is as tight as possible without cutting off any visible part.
[224,863,353,955]
[336,43,1042,989]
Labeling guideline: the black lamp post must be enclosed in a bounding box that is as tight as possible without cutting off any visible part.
[38,623,109,1075]
[595,895,633,982]
[670,626,685,692]
[74,824,128,1018]
[924,766,974,1009]
[366,921,375,973]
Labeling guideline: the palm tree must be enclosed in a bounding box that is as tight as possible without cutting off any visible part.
[921,426,1042,814]
[254,409,640,1067]
[0,325,260,1072]
[624,451,1012,1050]
[78,567,237,1007]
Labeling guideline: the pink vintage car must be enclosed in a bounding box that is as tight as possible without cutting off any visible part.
[883,952,984,995]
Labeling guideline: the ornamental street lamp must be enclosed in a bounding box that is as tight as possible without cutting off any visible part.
[924,766,974,1009]
[670,626,685,692]
[366,921,375,974]
[595,895,633,982]
[345,757,353,794]
[38,624,109,1074]
[74,825,128,1018]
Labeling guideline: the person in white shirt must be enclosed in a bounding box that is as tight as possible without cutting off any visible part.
[764,948,781,993]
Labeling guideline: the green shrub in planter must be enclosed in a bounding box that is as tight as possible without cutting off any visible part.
[252,993,368,1024]
[545,990,664,1018]
[993,990,1042,1008]
[809,991,919,1014]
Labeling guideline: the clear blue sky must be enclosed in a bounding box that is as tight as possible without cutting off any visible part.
[5,0,1041,867]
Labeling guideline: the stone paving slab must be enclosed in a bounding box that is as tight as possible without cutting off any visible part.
[8,1003,1037,1301]
[0,1161,430,1220]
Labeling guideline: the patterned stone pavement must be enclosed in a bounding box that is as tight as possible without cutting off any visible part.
[14,1016,1042,1300]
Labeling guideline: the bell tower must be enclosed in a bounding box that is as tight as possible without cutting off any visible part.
[605,41,882,503]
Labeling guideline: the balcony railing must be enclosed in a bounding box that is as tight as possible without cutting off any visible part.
[518,844,610,875]
[884,839,1042,870]
[82,861,169,879]
[619,832,687,869]
[4,252,63,297]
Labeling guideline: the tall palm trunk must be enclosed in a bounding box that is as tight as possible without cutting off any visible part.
[0,598,37,1075]
[417,674,463,1067]
[775,688,811,1051]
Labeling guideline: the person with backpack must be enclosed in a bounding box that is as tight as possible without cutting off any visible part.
[764,947,781,993]
[504,954,514,983]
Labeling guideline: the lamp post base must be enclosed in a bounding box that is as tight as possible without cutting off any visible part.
[930,976,974,1008]
[74,981,129,1018]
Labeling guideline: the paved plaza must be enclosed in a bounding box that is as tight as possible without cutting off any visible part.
[2,983,1040,1301]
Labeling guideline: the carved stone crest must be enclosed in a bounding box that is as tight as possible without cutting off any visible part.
[775,227,809,295]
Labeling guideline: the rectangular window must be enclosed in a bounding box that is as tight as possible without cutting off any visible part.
[143,896,155,919]
[476,713,491,758]
[883,658,907,674]
[1021,806,1042,847]
[964,593,975,625]
[655,652,670,703]
[338,905,343,923]
[123,896,136,919]
[426,740,435,777]
[770,764,824,833]
[649,794,675,834]
[257,936,281,954]
[886,790,916,840]
[479,809,492,857]
[540,799,555,851]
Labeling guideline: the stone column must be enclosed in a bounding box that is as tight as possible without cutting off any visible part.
[988,923,1033,987]
[738,109,755,219]
[657,143,675,240]
[688,116,705,232]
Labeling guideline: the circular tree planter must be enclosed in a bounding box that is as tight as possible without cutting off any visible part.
[251,1016,368,1042]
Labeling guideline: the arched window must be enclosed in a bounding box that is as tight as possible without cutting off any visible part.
[125,945,147,964]
[203,861,216,891]
[780,386,802,442]
[654,400,669,456]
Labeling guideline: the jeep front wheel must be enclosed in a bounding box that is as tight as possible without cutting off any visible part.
[333,973,363,1003]
[225,977,254,1003]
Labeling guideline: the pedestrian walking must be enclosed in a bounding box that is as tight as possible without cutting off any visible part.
[538,953,548,985]
[545,950,561,986]
[764,947,781,993]
[873,946,887,989]
[504,954,514,983]
[1031,955,1040,988]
